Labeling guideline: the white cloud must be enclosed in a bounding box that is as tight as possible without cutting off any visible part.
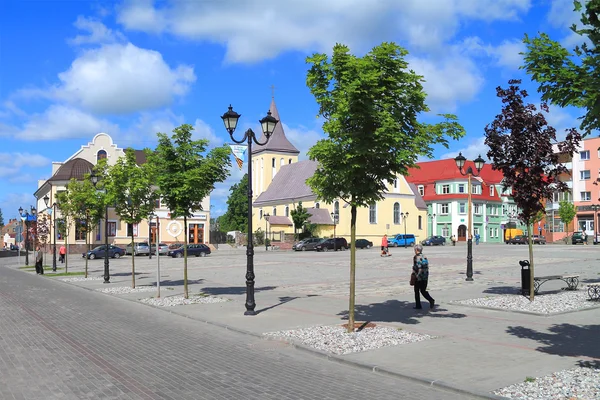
[547,0,587,49]
[4,105,119,141]
[0,152,50,168]
[68,16,126,45]
[0,192,38,220]
[460,37,525,70]
[441,137,489,161]
[192,119,224,147]
[282,123,325,160]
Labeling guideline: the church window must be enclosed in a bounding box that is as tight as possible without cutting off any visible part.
[280,158,284,168]
[272,207,276,216]
[393,203,400,224]
[285,205,289,217]
[369,204,377,224]
[289,158,292,164]
[272,157,276,178]
[315,202,320,209]
[259,209,263,220]
[334,201,339,223]
[97,150,107,162]
[418,215,422,230]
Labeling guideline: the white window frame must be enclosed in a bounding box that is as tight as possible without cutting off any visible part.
[580,150,590,160]
[418,185,424,196]
[440,203,449,214]
[458,184,465,193]
[272,207,277,216]
[442,227,449,237]
[285,205,289,217]
[489,228,494,237]
[494,228,499,237]
[442,184,450,194]
[393,202,401,224]
[369,204,377,224]
[474,227,479,235]
[459,203,466,214]
[474,203,482,215]
[490,186,494,196]
[581,170,591,180]
[581,191,591,201]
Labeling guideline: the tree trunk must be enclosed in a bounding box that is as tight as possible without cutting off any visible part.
[528,223,534,301]
[131,233,136,288]
[84,226,89,278]
[183,215,189,299]
[347,204,357,333]
[64,236,68,274]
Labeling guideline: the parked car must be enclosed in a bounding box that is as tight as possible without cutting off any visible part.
[168,244,211,258]
[125,242,150,255]
[315,238,348,251]
[292,238,323,251]
[421,235,446,246]
[532,235,547,245]
[352,239,373,249]
[571,231,586,245]
[149,242,170,255]
[388,234,416,247]
[82,245,125,259]
[507,235,528,245]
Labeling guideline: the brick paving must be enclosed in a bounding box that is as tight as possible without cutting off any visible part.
[0,266,478,400]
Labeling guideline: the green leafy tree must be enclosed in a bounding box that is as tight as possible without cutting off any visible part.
[102,149,158,288]
[306,42,465,331]
[522,0,600,136]
[485,80,580,301]
[150,124,231,298]
[37,213,50,266]
[0,208,4,227]
[290,201,310,241]
[558,200,577,241]
[219,174,248,233]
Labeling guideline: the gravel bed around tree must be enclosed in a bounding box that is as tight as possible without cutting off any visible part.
[493,366,600,400]
[139,294,229,307]
[263,325,433,355]
[99,286,157,294]
[454,290,599,314]
[60,277,103,282]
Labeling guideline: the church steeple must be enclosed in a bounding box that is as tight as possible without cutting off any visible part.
[252,98,300,155]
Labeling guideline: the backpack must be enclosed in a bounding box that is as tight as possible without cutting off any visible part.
[416,255,429,280]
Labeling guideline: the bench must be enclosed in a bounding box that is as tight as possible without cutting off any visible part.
[588,283,600,300]
[533,275,579,294]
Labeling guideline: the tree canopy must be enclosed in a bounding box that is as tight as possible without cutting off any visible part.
[558,200,577,237]
[290,201,310,240]
[522,0,600,136]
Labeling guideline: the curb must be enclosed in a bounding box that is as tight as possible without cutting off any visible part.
[37,271,508,400]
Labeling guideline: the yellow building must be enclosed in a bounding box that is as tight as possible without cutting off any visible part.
[252,99,428,244]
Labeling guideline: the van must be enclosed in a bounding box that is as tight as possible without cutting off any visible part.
[504,229,523,243]
[389,234,416,247]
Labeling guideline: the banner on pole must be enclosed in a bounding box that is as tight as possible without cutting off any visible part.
[228,144,247,170]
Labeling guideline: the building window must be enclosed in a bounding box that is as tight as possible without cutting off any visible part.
[581,170,591,180]
[272,157,276,178]
[471,185,480,194]
[418,185,424,196]
[288,158,292,164]
[581,191,591,201]
[285,205,289,217]
[393,179,398,189]
[107,222,117,237]
[97,150,107,162]
[418,215,422,230]
[280,158,284,168]
[75,219,86,241]
[369,204,377,224]
[259,209,263,219]
[458,184,465,193]
[393,202,400,224]
[442,226,449,237]
[474,203,482,214]
[333,201,339,222]
[440,203,449,214]
[474,227,479,235]
[442,184,450,194]
[272,207,277,216]
[490,186,495,196]
[127,223,138,237]
[494,228,499,237]
[580,150,590,160]
[489,228,494,237]
[315,202,320,209]
[459,203,466,213]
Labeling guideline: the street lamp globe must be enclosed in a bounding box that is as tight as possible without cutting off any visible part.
[474,154,485,172]
[18,206,23,215]
[90,173,99,186]
[454,152,466,170]
[221,105,241,134]
[31,206,36,215]
[43,195,49,207]
[259,110,278,137]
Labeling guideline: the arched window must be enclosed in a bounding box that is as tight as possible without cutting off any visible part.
[369,204,377,224]
[272,207,277,216]
[289,158,292,164]
[334,201,339,222]
[315,202,320,209]
[280,158,284,168]
[285,205,289,217]
[418,215,422,230]
[259,209,263,220]
[272,157,276,178]
[393,202,400,224]
[97,150,107,162]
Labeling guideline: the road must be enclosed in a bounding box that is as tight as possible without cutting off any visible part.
[0,265,481,400]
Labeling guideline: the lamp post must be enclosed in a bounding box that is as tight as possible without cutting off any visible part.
[264,213,270,251]
[454,153,485,282]
[221,105,279,316]
[427,213,436,237]
[591,203,600,245]
[90,173,110,284]
[18,205,37,266]
[330,211,338,251]
[43,195,58,272]
[400,212,409,248]
[148,213,153,260]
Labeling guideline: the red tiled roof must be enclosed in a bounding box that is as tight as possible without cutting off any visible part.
[406,159,504,184]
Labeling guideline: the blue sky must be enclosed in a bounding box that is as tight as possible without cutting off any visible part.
[0,0,586,221]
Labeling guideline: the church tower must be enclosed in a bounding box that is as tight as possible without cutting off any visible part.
[252,97,300,199]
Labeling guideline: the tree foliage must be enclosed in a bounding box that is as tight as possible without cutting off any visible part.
[290,201,311,240]
[149,124,231,298]
[558,200,577,239]
[0,208,4,227]
[484,79,581,300]
[218,174,248,233]
[306,42,465,331]
[522,0,600,136]
[101,149,158,288]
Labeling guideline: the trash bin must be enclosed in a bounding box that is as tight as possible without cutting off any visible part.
[519,260,530,296]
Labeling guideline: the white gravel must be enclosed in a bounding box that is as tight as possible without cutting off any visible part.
[99,286,157,294]
[454,290,599,314]
[493,366,600,400]
[263,325,433,355]
[60,277,103,282]
[139,294,229,307]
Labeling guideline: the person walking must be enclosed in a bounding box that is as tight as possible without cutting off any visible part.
[59,245,66,263]
[451,235,457,246]
[412,244,434,309]
[381,234,389,256]
[475,233,480,245]
[35,246,44,275]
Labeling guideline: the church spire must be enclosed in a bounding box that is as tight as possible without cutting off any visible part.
[252,97,300,155]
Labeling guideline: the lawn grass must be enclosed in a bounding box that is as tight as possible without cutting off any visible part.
[46,271,85,277]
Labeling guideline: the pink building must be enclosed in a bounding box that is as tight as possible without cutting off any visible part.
[572,137,600,241]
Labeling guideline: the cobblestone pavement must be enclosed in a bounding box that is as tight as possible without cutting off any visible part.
[0,266,480,400]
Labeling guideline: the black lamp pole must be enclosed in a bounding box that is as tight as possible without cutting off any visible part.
[91,173,110,283]
[221,105,279,316]
[264,213,270,251]
[454,153,485,282]
[401,212,409,248]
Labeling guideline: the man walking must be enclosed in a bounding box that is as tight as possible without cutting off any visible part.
[412,244,434,309]
[35,246,44,275]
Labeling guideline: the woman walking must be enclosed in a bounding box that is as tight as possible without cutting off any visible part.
[412,244,434,309]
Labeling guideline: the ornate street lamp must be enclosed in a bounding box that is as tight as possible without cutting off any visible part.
[90,173,110,284]
[148,213,153,260]
[330,211,338,251]
[18,205,37,266]
[264,213,270,251]
[427,213,436,237]
[221,105,279,315]
[43,194,58,272]
[400,212,409,248]
[454,153,485,281]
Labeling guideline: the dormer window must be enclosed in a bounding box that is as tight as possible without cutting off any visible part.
[490,185,495,196]
[97,150,107,162]
[418,185,424,196]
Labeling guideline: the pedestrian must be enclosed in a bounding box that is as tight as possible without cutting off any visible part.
[381,234,389,256]
[35,246,44,275]
[451,235,457,246]
[59,244,66,263]
[412,244,434,310]
[475,233,480,245]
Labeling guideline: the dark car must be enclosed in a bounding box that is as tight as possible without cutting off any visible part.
[82,245,125,259]
[168,244,211,258]
[507,235,528,245]
[571,231,586,245]
[352,239,373,249]
[292,238,322,251]
[532,235,546,245]
[315,238,348,252]
[421,235,446,246]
